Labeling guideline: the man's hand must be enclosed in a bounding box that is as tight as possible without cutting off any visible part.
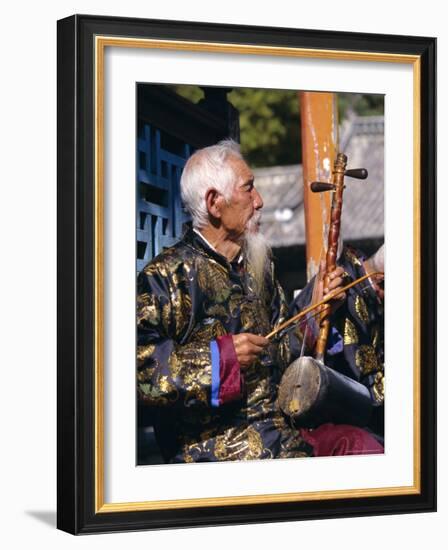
[317,260,347,312]
[232,333,269,369]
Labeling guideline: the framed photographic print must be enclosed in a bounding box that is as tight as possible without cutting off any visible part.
[57,14,436,534]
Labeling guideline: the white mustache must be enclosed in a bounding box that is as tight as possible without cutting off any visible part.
[247,211,261,232]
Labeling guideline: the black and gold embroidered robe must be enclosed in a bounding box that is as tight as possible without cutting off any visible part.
[137,229,311,463]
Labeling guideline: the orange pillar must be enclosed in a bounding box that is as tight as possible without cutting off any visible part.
[300,92,338,280]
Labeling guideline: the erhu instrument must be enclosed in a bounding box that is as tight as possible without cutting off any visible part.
[276,153,377,428]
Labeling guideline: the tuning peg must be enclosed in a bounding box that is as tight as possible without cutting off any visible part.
[310,182,336,192]
[345,168,368,179]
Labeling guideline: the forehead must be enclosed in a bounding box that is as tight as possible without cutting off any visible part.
[228,156,253,185]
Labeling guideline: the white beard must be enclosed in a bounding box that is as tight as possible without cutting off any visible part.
[243,213,271,294]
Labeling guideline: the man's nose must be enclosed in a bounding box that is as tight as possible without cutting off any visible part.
[253,187,264,210]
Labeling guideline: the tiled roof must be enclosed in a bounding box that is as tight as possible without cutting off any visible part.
[254,164,305,247]
[255,116,384,247]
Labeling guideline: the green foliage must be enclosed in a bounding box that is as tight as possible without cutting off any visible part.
[170,85,204,103]
[169,85,384,168]
[338,93,384,120]
[228,88,301,167]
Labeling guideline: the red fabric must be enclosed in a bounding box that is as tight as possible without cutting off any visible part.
[216,335,242,405]
[299,423,384,456]
[299,317,318,353]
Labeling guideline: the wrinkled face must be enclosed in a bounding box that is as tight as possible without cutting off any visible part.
[219,157,263,240]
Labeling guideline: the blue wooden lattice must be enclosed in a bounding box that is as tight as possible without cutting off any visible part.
[137,124,192,273]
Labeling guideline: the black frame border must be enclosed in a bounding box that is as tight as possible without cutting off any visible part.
[57,14,436,534]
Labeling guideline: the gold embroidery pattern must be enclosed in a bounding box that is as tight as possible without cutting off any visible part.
[372,326,379,349]
[171,269,187,289]
[171,291,192,335]
[372,371,385,403]
[189,319,227,344]
[182,439,211,463]
[137,366,152,384]
[247,426,268,458]
[161,301,171,332]
[214,428,238,460]
[137,344,156,367]
[276,285,290,325]
[278,427,309,458]
[277,332,292,370]
[158,375,175,395]
[355,295,370,324]
[345,247,363,267]
[197,262,231,303]
[273,414,287,431]
[246,371,271,410]
[214,425,266,461]
[176,346,212,407]
[143,262,168,278]
[183,365,211,389]
[355,344,379,375]
[183,449,195,463]
[240,302,258,332]
[168,353,183,379]
[184,386,208,406]
[137,293,160,325]
[203,303,229,322]
[138,373,179,405]
[228,292,242,318]
[344,318,359,345]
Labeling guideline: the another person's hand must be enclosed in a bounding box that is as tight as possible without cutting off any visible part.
[364,244,385,300]
[232,333,269,369]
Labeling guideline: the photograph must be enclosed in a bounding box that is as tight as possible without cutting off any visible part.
[55,13,436,533]
[2,0,445,547]
[136,84,385,466]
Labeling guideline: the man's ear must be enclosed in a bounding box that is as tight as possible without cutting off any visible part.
[205,188,222,219]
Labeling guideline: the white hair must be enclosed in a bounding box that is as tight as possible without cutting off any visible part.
[180,139,243,229]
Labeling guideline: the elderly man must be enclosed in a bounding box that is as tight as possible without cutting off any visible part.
[137,140,383,463]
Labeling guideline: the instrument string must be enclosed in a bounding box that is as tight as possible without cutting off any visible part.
[266,271,383,340]
[295,259,324,391]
